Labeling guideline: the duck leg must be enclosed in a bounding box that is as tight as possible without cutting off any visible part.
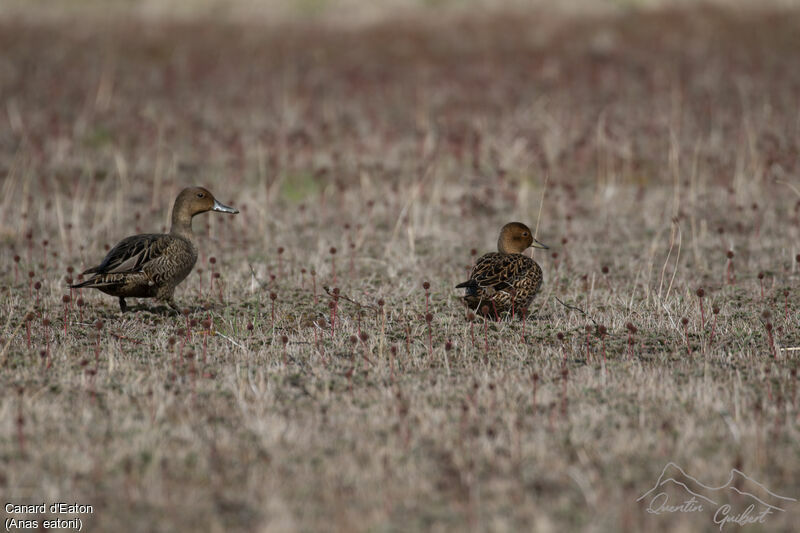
[119,297,128,313]
[167,298,182,315]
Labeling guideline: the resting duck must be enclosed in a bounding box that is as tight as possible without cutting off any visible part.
[456,222,548,319]
[70,186,238,313]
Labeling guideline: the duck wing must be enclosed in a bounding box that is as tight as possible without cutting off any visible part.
[460,252,536,293]
[83,234,172,275]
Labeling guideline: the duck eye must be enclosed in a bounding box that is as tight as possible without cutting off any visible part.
[196,193,205,198]
[522,232,529,237]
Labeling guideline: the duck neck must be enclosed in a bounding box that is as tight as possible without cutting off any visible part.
[497,238,513,254]
[497,239,523,255]
[170,206,195,238]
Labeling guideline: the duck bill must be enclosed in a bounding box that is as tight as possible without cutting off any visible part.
[531,238,549,250]
[212,199,239,214]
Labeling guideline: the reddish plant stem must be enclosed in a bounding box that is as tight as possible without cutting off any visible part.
[709,315,718,344]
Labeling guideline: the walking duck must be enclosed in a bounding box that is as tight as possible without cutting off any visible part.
[70,186,238,313]
[456,222,548,319]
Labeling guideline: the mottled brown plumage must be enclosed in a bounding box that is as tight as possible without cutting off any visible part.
[456,222,548,319]
[70,186,238,312]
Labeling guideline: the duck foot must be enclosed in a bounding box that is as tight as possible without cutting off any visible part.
[119,298,128,313]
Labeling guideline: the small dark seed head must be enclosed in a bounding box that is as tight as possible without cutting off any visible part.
[281,335,288,344]
[445,341,453,351]
[329,301,336,309]
[66,266,74,273]
[42,318,50,327]
[713,306,720,314]
[765,322,773,332]
[796,254,800,264]
[189,319,198,328]
[270,292,277,301]
[425,313,433,323]
[34,281,41,290]
[62,295,71,304]
[350,335,358,345]
[213,272,220,279]
[696,288,705,298]
[727,250,734,259]
[597,325,607,336]
[532,373,539,382]
[329,247,337,255]
[76,298,85,307]
[359,332,368,342]
[762,310,772,320]
[758,271,764,280]
[481,305,489,315]
[14,255,20,263]
[470,248,477,256]
[246,323,254,331]
[601,265,609,274]
[557,332,564,341]
[681,317,689,326]
[784,289,790,297]
[168,336,176,346]
[182,309,190,317]
[466,312,475,322]
[202,319,212,329]
[209,257,217,264]
[277,247,284,254]
[378,299,385,307]
[301,268,307,274]
[422,281,430,290]
[390,345,397,355]
[585,325,593,333]
[25,312,35,322]
[94,319,103,331]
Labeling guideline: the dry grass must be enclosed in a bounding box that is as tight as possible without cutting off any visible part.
[1,4,800,532]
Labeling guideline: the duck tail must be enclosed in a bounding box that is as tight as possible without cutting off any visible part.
[69,278,94,289]
[455,279,478,295]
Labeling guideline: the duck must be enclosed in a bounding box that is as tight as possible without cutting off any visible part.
[456,222,548,319]
[70,186,238,313]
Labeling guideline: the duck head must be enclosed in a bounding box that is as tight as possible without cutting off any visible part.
[497,222,548,254]
[170,186,238,235]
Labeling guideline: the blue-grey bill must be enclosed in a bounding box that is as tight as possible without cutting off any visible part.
[212,199,239,214]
